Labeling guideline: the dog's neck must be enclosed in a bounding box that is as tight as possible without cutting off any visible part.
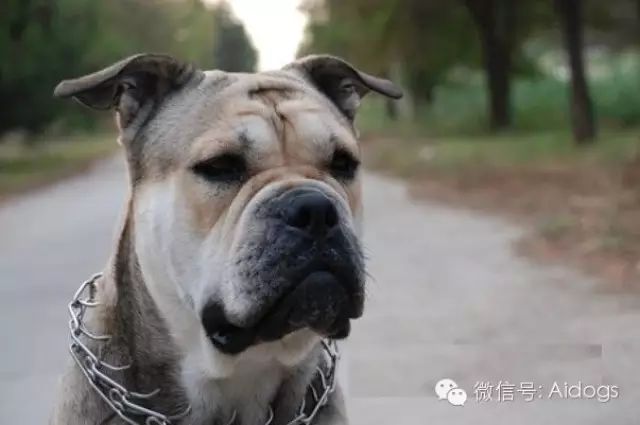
[105,213,190,419]
[93,213,323,424]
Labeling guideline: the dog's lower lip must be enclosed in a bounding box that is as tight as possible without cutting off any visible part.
[327,319,351,339]
[205,269,363,354]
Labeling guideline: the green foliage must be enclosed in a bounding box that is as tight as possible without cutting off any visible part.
[299,0,480,87]
[1,0,257,137]
[0,132,116,197]
[1,0,100,133]
[359,50,640,137]
[301,0,640,136]
[88,0,217,69]
[211,2,257,72]
[299,0,554,103]
[592,52,640,127]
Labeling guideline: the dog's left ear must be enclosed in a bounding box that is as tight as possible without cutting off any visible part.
[285,55,403,121]
[54,53,201,130]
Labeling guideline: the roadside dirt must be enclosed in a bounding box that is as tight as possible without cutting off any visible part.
[364,139,640,289]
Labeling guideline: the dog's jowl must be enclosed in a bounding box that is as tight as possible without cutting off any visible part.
[51,54,402,425]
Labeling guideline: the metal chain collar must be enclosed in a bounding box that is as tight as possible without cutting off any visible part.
[68,273,339,425]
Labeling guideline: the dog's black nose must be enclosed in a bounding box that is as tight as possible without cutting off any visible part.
[281,189,339,237]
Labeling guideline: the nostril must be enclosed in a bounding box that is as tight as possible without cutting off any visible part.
[282,190,339,236]
[288,204,312,229]
[325,203,338,228]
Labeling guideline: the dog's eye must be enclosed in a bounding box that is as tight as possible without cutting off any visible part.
[329,150,360,180]
[192,154,246,183]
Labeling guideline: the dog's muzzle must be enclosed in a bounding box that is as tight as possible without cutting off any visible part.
[201,187,365,354]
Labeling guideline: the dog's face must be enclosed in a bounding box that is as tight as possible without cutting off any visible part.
[56,54,401,365]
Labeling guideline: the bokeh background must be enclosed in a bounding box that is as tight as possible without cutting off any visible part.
[1,0,640,423]
[2,0,639,283]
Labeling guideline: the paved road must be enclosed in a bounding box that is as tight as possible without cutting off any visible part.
[350,174,640,424]
[0,157,126,424]
[1,155,640,424]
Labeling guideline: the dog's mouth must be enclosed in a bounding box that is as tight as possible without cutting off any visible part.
[202,269,363,355]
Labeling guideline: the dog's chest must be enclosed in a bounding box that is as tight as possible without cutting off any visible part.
[182,359,285,424]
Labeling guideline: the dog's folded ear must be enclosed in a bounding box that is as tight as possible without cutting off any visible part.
[54,53,201,129]
[284,55,403,121]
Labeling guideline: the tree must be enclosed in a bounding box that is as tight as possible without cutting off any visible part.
[398,1,478,111]
[212,2,257,72]
[555,0,596,144]
[299,0,478,118]
[462,0,515,130]
[0,0,217,137]
[0,0,101,134]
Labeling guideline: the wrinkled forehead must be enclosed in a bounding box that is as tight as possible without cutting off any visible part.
[136,70,358,176]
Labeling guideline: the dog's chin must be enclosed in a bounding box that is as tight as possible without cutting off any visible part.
[204,271,363,355]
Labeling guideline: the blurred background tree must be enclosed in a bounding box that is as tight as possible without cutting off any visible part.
[0,0,256,139]
[300,0,640,144]
[555,0,597,143]
[212,1,257,72]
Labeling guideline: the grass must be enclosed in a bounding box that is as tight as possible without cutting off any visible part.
[364,128,640,177]
[0,133,117,200]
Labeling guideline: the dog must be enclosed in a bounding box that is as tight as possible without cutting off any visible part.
[50,53,401,425]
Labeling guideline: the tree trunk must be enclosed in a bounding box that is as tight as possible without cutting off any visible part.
[382,69,398,121]
[555,0,596,144]
[409,78,435,112]
[463,0,514,130]
[417,82,436,106]
[385,98,398,121]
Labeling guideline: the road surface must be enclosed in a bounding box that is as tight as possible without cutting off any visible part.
[1,155,639,424]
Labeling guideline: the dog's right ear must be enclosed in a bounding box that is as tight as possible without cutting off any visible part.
[54,53,201,131]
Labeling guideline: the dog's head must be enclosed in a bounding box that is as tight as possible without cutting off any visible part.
[55,54,401,365]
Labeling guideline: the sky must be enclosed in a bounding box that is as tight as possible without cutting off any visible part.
[205,0,309,71]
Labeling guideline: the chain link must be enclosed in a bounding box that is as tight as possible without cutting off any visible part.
[69,273,191,425]
[68,273,339,425]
